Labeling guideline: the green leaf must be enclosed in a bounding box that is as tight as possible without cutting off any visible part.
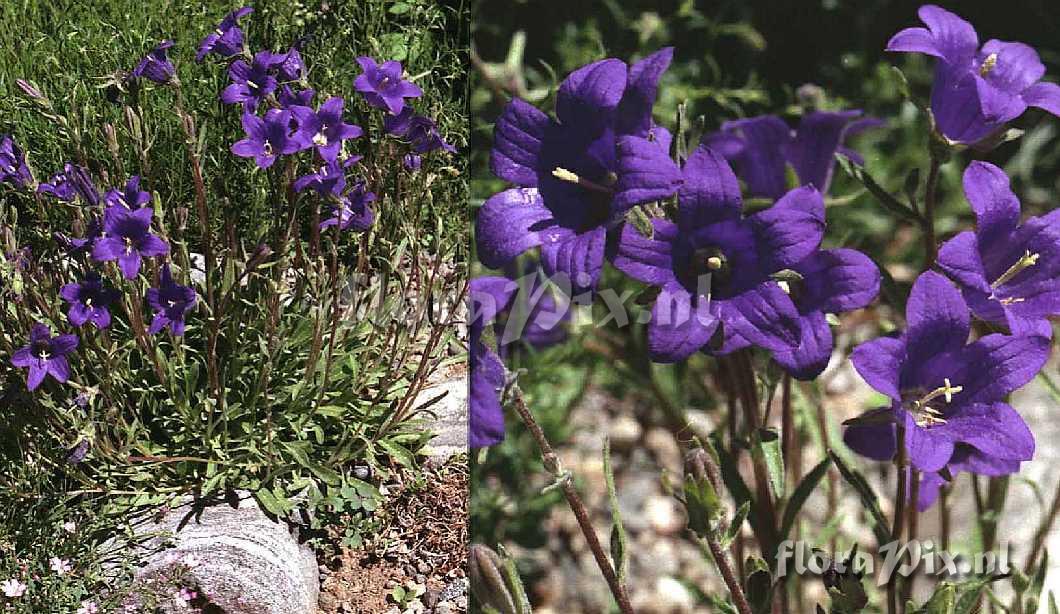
[379,439,417,469]
[829,451,892,546]
[1048,591,1057,614]
[1026,551,1049,614]
[498,544,533,614]
[753,428,785,500]
[255,487,285,517]
[721,501,750,549]
[780,457,832,540]
[915,582,956,614]
[603,438,629,583]
[836,154,924,224]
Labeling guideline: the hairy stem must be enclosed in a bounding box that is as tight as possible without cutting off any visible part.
[1025,476,1060,572]
[509,388,635,614]
[922,153,942,269]
[704,530,754,614]
[888,425,907,614]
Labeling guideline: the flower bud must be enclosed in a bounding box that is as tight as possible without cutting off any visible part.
[469,544,518,614]
[15,79,45,103]
[683,447,725,537]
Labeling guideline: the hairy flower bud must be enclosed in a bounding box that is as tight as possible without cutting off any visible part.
[469,544,518,614]
[683,447,724,537]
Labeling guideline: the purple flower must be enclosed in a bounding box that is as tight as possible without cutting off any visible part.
[843,271,1047,483]
[0,135,31,189]
[468,270,570,449]
[231,109,301,169]
[704,110,882,200]
[771,248,880,380]
[131,40,176,84]
[887,5,1060,145]
[104,175,151,209]
[10,323,78,391]
[320,182,375,232]
[278,85,315,108]
[293,156,360,196]
[92,205,170,279]
[613,146,824,363]
[403,153,421,171]
[469,277,515,449]
[147,265,197,336]
[61,217,103,255]
[221,51,282,111]
[477,48,681,293]
[291,97,363,161]
[38,164,79,201]
[915,446,1017,510]
[937,161,1060,336]
[196,6,253,62]
[66,438,91,464]
[385,109,456,154]
[60,273,120,329]
[353,57,423,115]
[38,163,99,205]
[274,46,305,82]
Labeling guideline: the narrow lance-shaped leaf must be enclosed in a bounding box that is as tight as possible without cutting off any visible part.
[829,451,892,546]
[780,456,832,541]
[603,438,629,583]
[754,428,785,501]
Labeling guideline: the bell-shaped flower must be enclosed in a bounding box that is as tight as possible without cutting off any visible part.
[937,161,1060,335]
[60,273,120,329]
[291,97,363,161]
[319,182,375,233]
[10,323,78,391]
[91,205,170,279]
[231,109,301,169]
[887,5,1060,145]
[844,271,1048,478]
[477,48,682,293]
[131,40,176,84]
[221,51,283,111]
[0,135,31,189]
[196,6,253,62]
[147,264,198,336]
[104,175,151,209]
[353,57,423,115]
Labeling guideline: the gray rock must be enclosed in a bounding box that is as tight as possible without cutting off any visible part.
[416,372,468,461]
[125,491,318,613]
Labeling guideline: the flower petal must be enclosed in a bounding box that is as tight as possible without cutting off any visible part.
[843,411,897,461]
[539,225,608,293]
[490,98,550,186]
[555,58,627,137]
[714,115,791,199]
[722,282,802,351]
[612,136,682,212]
[905,271,969,358]
[750,185,825,272]
[943,402,1034,461]
[612,219,678,287]
[903,411,955,473]
[980,39,1045,93]
[475,188,551,270]
[647,282,719,363]
[47,355,71,383]
[886,27,941,56]
[772,310,834,380]
[615,47,673,137]
[916,4,978,64]
[850,336,905,401]
[470,342,506,449]
[678,145,743,230]
[1022,81,1060,116]
[949,333,1050,405]
[792,248,880,314]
